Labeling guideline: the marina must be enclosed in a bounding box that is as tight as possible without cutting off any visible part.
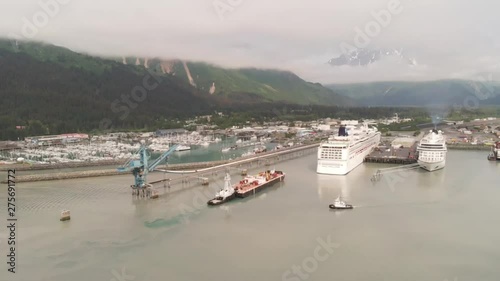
[1,143,318,184]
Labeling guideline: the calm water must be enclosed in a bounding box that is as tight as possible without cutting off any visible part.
[1,150,499,281]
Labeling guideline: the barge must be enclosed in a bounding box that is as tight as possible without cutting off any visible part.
[234,170,285,198]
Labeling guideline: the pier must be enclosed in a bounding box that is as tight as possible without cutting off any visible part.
[1,143,319,184]
[447,144,492,151]
[370,163,421,182]
[0,159,124,171]
[364,142,418,165]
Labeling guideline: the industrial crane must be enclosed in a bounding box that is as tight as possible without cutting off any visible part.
[117,142,179,197]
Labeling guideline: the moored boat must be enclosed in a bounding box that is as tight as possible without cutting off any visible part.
[317,124,381,175]
[207,173,236,206]
[417,129,447,171]
[234,170,285,198]
[175,144,191,151]
[487,141,500,161]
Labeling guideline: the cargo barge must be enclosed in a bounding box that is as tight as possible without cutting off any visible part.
[234,170,285,198]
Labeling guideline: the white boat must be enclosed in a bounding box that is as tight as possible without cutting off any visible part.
[317,124,381,175]
[488,141,500,161]
[221,147,231,153]
[416,129,447,172]
[329,196,353,209]
[207,173,236,205]
[242,151,255,157]
[175,145,191,151]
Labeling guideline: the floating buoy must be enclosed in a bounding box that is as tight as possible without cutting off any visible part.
[60,210,71,221]
[150,189,159,199]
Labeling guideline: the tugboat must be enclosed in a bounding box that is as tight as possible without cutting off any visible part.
[207,173,236,206]
[329,196,353,210]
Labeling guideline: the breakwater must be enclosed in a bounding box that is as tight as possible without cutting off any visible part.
[0,159,124,171]
[447,144,492,151]
[1,143,319,183]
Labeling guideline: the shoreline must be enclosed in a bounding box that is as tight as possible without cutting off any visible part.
[1,143,320,183]
[0,159,124,171]
[447,144,493,151]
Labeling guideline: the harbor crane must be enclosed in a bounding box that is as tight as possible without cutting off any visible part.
[117,142,179,197]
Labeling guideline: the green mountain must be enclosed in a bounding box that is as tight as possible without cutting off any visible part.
[0,39,352,140]
[116,58,354,106]
[327,80,500,106]
[0,39,219,140]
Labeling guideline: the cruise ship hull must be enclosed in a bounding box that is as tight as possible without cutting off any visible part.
[316,133,380,175]
[418,159,445,172]
[317,159,357,175]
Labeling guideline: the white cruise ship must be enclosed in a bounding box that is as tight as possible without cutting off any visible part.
[317,124,381,175]
[416,129,447,172]
[488,141,500,161]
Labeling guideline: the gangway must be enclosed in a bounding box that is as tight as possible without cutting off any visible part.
[371,163,421,182]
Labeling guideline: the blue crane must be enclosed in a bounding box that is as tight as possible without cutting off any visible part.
[117,143,179,196]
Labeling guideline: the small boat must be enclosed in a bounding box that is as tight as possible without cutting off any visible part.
[487,141,500,161]
[207,173,236,206]
[175,145,191,151]
[488,153,496,161]
[329,196,353,209]
[221,147,231,153]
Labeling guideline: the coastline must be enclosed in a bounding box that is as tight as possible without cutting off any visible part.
[447,144,493,151]
[0,143,320,183]
[0,159,124,171]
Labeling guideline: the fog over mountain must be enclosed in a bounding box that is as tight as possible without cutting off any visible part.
[1,0,500,83]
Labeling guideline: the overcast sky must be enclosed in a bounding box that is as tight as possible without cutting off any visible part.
[1,0,500,83]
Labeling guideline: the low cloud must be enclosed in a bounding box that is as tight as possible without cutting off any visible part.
[1,0,499,83]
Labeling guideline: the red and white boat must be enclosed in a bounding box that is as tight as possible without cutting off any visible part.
[234,170,285,198]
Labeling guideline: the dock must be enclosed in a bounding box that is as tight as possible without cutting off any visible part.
[364,142,418,165]
[447,144,492,151]
[1,143,319,184]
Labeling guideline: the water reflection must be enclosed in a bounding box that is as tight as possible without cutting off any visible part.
[317,174,349,200]
[416,168,447,202]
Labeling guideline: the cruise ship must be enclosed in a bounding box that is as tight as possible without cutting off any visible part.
[416,129,447,172]
[317,124,381,175]
[487,141,500,161]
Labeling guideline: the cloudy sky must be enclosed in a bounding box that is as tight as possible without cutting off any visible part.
[1,0,500,83]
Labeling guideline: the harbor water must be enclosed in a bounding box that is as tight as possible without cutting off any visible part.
[1,150,499,281]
